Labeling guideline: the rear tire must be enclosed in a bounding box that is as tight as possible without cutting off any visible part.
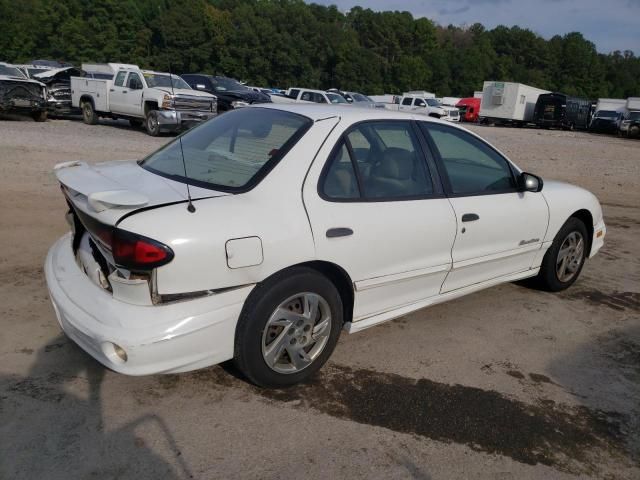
[81,101,98,125]
[537,217,588,292]
[31,110,47,122]
[234,267,343,388]
[145,110,161,136]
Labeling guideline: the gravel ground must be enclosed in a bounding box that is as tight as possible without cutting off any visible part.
[0,116,639,479]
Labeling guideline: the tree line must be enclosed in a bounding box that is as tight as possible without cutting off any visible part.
[1,0,638,99]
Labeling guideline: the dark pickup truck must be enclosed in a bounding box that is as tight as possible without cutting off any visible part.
[181,74,271,112]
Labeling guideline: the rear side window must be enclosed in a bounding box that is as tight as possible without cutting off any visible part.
[323,143,359,199]
[420,123,516,195]
[114,71,126,87]
[141,108,312,192]
[322,121,433,200]
[402,97,412,106]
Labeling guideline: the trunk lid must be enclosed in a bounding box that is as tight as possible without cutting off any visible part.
[56,159,228,226]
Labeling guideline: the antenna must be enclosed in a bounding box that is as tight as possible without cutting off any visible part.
[158,5,196,213]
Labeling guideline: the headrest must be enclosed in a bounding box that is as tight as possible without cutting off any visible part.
[375,148,414,180]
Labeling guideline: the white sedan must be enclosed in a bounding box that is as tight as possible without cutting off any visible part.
[45,104,606,387]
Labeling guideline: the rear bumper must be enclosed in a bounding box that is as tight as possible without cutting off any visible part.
[157,109,216,131]
[45,233,253,375]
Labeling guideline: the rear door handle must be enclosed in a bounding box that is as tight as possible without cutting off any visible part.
[109,88,115,92]
[326,228,353,238]
[461,213,480,222]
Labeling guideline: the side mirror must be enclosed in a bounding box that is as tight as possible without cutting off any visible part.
[518,172,543,192]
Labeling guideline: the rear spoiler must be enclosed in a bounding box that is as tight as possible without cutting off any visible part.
[55,161,149,212]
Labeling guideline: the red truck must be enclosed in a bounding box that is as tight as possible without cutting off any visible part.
[456,97,481,122]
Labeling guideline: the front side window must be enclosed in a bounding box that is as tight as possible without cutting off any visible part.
[421,123,516,195]
[322,121,433,200]
[141,108,312,191]
[127,73,142,90]
[114,71,126,87]
[414,98,426,107]
[326,93,347,104]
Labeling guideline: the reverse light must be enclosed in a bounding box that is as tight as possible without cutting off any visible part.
[112,229,174,270]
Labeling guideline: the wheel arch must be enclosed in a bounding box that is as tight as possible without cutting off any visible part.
[250,260,355,326]
[144,100,159,116]
[569,208,594,255]
[79,95,95,108]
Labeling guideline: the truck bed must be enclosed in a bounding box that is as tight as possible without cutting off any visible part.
[71,77,110,112]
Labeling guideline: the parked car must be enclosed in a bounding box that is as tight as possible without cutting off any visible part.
[0,62,48,121]
[71,63,217,135]
[456,97,481,122]
[387,94,460,121]
[327,89,382,108]
[479,81,549,126]
[45,104,606,387]
[619,109,640,138]
[181,74,271,112]
[588,110,623,134]
[285,87,349,104]
[533,93,592,130]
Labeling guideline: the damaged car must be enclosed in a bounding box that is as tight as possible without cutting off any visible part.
[45,105,606,387]
[0,62,48,121]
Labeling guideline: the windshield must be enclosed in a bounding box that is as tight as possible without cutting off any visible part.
[595,110,618,119]
[350,93,371,102]
[143,73,190,90]
[141,108,312,191]
[27,68,49,77]
[326,93,347,104]
[0,65,27,78]
[426,98,440,107]
[211,77,249,92]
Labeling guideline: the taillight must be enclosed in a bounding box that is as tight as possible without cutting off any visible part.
[112,229,174,270]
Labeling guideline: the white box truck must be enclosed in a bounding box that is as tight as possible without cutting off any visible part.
[479,81,549,125]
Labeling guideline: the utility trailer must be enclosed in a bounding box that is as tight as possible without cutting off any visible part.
[479,81,549,125]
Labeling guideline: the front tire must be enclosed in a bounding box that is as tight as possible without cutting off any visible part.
[145,110,161,136]
[234,267,343,388]
[537,217,588,291]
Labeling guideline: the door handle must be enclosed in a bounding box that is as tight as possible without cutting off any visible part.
[461,213,480,222]
[326,228,353,238]
[122,90,128,94]
[109,88,114,92]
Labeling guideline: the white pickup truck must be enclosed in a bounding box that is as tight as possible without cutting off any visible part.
[386,95,460,121]
[71,63,217,136]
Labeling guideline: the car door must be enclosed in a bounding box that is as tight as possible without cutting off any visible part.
[108,70,129,115]
[418,122,549,293]
[122,72,144,116]
[303,120,457,321]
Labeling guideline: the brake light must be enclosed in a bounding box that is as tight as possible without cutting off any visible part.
[112,229,174,270]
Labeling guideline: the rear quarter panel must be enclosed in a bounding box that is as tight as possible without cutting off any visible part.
[118,114,341,294]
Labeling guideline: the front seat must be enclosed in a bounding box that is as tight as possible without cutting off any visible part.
[366,147,422,197]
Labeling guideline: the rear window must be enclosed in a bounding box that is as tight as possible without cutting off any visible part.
[140,108,312,192]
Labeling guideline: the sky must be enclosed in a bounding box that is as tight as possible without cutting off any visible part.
[308,0,640,54]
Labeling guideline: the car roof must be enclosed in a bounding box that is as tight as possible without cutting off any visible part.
[252,103,450,124]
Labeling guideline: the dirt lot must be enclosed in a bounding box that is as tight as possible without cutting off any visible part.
[1,116,639,479]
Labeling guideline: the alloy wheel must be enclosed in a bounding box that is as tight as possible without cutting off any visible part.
[261,292,332,374]
[556,231,585,282]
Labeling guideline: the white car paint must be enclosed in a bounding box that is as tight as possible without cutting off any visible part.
[45,104,606,376]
